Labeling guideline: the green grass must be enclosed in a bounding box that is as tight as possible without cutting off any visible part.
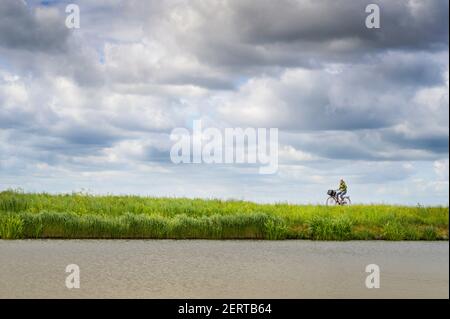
[0,190,448,240]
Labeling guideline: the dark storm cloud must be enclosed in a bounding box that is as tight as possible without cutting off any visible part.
[0,108,34,129]
[383,130,449,154]
[282,125,448,162]
[234,0,448,48]
[176,0,448,70]
[143,146,172,163]
[375,52,447,87]
[159,74,235,91]
[0,1,104,87]
[56,125,121,147]
[0,0,70,52]
[3,124,121,156]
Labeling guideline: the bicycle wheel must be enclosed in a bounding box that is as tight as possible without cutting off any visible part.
[326,197,337,206]
[342,197,351,205]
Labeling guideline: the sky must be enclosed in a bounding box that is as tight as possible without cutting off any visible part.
[0,0,448,205]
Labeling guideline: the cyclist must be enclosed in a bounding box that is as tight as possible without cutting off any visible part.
[336,179,347,204]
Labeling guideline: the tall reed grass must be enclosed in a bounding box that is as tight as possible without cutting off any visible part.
[0,190,448,240]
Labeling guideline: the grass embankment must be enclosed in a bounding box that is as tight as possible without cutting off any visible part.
[0,190,448,240]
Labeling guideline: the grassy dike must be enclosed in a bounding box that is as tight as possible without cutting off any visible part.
[0,190,448,240]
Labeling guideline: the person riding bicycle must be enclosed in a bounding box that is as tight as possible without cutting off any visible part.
[336,179,347,204]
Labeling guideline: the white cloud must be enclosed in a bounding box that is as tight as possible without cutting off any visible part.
[434,159,449,181]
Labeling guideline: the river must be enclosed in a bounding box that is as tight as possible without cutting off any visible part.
[0,240,448,298]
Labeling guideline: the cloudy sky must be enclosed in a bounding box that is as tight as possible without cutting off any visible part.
[0,0,448,205]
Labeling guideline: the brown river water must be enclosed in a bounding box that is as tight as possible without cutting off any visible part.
[0,240,448,298]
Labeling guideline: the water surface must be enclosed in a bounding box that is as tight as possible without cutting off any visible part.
[0,240,448,298]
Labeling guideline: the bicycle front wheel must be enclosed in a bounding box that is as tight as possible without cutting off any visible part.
[326,197,337,206]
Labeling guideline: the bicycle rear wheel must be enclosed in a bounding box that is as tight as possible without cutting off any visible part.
[342,197,351,205]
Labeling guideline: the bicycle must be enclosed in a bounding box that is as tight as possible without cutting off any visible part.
[326,189,351,206]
